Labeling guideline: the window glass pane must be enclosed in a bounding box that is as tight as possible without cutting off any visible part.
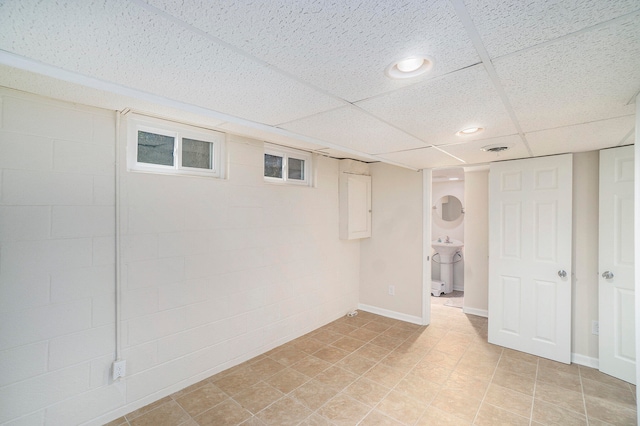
[137,131,174,166]
[288,157,305,180]
[182,138,212,169]
[264,154,283,178]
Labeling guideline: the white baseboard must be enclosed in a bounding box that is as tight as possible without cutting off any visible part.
[357,303,423,325]
[571,353,599,369]
[462,307,488,318]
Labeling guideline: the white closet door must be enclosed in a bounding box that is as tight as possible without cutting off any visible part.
[488,154,573,363]
[599,145,635,384]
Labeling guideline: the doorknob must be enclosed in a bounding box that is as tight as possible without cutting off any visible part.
[602,271,614,279]
[558,270,567,278]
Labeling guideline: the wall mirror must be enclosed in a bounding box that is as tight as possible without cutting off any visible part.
[434,195,463,222]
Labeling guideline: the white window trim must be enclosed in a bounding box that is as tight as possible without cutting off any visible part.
[264,143,312,186]
[127,113,225,178]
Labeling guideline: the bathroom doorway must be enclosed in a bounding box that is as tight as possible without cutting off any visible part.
[431,168,465,308]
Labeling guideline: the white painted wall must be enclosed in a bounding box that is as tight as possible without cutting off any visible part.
[571,151,600,364]
[462,168,489,317]
[359,163,424,322]
[0,88,360,425]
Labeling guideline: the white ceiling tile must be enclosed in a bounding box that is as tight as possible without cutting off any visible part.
[143,0,480,102]
[0,0,344,125]
[315,149,375,163]
[494,15,640,132]
[465,0,640,58]
[526,115,636,157]
[357,65,518,145]
[279,106,429,155]
[216,122,328,152]
[437,134,531,165]
[375,147,465,170]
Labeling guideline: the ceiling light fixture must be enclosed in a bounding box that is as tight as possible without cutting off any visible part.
[457,127,484,136]
[385,55,433,79]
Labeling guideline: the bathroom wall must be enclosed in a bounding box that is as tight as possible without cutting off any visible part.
[0,88,360,425]
[462,167,489,317]
[359,163,424,322]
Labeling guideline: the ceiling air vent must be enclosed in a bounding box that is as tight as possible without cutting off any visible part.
[481,144,510,153]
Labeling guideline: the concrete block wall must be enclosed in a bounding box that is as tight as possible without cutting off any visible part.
[0,88,360,425]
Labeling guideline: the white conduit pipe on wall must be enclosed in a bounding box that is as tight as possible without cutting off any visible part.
[114,112,123,363]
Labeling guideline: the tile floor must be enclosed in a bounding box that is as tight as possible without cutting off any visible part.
[108,293,637,425]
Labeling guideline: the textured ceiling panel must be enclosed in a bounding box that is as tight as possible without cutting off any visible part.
[216,122,328,152]
[376,147,465,170]
[494,15,640,132]
[279,106,429,155]
[0,0,344,125]
[465,0,640,58]
[437,134,530,165]
[357,65,518,145]
[143,0,480,102]
[525,115,636,157]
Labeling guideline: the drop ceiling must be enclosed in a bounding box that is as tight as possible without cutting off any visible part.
[0,0,638,170]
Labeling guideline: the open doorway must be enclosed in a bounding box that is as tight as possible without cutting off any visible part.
[430,168,465,310]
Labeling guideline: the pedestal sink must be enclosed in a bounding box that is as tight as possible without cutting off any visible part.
[432,239,463,294]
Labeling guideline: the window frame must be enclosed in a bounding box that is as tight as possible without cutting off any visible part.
[127,114,225,178]
[264,143,312,186]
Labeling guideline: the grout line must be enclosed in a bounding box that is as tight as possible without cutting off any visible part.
[529,359,539,426]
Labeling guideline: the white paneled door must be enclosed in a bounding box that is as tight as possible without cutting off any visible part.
[599,145,635,384]
[488,154,573,363]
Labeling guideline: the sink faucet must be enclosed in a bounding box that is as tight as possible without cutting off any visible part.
[445,236,450,243]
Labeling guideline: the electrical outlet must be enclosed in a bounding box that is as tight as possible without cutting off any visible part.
[388,285,395,296]
[592,320,599,335]
[112,360,126,380]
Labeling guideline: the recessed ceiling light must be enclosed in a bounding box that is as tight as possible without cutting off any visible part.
[457,127,484,136]
[385,56,433,79]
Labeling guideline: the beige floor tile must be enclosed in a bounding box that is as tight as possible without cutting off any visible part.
[335,353,377,376]
[375,389,426,425]
[418,349,461,370]
[213,369,262,396]
[580,366,633,390]
[584,395,637,425]
[537,366,583,392]
[430,388,481,422]
[265,368,310,394]
[314,365,359,391]
[248,357,287,380]
[379,349,423,370]
[361,321,392,333]
[312,346,350,364]
[171,381,210,400]
[532,399,586,426]
[290,356,332,378]
[411,363,453,384]
[330,336,366,353]
[586,418,617,426]
[126,396,173,421]
[484,383,532,418]
[129,400,191,426]
[175,382,229,417]
[325,321,358,336]
[363,363,407,388]
[232,382,284,414]
[492,368,536,396]
[503,348,540,364]
[474,402,529,426]
[194,399,251,426]
[535,381,586,414]
[310,330,343,345]
[354,343,392,362]
[298,413,333,426]
[268,347,308,367]
[443,370,489,401]
[496,356,538,379]
[370,334,405,350]
[454,357,496,381]
[316,394,370,426]
[394,371,441,404]
[416,406,471,425]
[289,379,340,410]
[359,410,404,426]
[104,416,127,426]
[343,377,390,406]
[239,417,267,426]
[255,397,312,426]
[381,326,415,340]
[538,358,580,376]
[291,338,326,355]
[347,327,380,342]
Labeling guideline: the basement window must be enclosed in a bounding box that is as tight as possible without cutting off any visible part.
[127,114,225,178]
[264,143,312,185]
